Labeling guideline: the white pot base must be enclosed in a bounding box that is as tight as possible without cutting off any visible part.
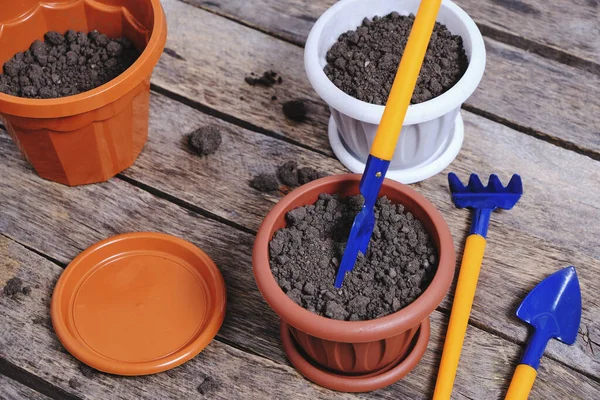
[328,112,464,184]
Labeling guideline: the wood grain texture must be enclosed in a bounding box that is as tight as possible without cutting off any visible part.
[167,0,600,157]
[2,234,599,399]
[124,93,600,378]
[0,144,444,399]
[3,78,599,377]
[0,375,51,400]
[187,0,600,68]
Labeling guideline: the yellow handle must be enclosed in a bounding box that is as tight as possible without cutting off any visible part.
[433,234,487,400]
[370,0,442,161]
[505,364,537,400]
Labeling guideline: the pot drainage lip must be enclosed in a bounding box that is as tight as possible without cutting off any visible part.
[328,113,464,185]
[280,318,430,393]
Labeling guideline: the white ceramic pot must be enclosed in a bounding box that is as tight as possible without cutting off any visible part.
[305,0,485,184]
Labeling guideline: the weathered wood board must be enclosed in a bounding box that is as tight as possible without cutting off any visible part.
[183,0,600,70]
[163,0,600,157]
[2,234,599,399]
[1,87,599,381]
[0,375,51,400]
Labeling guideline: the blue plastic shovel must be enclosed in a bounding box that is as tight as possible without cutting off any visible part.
[505,266,582,399]
[334,0,443,288]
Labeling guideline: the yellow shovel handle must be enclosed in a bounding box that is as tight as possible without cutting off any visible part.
[505,364,537,400]
[433,234,487,400]
[370,0,441,161]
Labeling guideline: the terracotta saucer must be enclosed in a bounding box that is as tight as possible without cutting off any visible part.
[280,318,430,393]
[51,232,226,376]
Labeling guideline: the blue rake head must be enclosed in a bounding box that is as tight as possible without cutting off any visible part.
[448,172,523,237]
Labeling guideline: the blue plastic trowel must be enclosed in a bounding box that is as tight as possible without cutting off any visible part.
[505,266,582,399]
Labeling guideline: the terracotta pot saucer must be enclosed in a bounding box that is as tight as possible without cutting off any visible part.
[280,318,430,393]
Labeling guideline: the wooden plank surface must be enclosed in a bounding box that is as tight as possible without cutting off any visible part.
[188,0,600,70]
[123,92,600,378]
[3,78,600,376]
[2,83,600,383]
[454,0,600,70]
[2,212,600,399]
[0,375,51,400]
[166,0,600,158]
[0,0,599,397]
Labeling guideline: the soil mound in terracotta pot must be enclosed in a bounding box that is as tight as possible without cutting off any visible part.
[324,12,468,105]
[269,193,437,321]
[0,30,140,99]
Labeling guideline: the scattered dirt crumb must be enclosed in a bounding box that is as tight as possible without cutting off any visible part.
[68,378,81,390]
[32,316,51,327]
[79,364,96,378]
[22,286,31,295]
[0,30,140,99]
[271,95,277,101]
[244,70,281,87]
[251,173,279,192]
[277,161,299,187]
[282,100,307,122]
[250,162,326,193]
[188,125,222,156]
[298,167,322,184]
[197,376,218,395]
[3,277,23,298]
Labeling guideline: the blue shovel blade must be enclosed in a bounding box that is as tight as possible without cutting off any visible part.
[334,156,389,288]
[517,266,582,345]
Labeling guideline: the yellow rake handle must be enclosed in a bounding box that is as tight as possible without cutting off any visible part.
[433,234,487,400]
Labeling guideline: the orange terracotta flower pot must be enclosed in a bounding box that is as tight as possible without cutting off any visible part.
[253,175,456,390]
[0,0,167,186]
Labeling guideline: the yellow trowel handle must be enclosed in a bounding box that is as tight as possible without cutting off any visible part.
[370,0,442,161]
[433,234,487,400]
[505,364,537,400]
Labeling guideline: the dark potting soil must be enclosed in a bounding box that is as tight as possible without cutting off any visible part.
[251,161,325,193]
[282,99,307,122]
[69,378,82,390]
[251,173,280,192]
[188,125,222,156]
[197,376,218,395]
[324,12,468,105]
[3,277,29,299]
[0,30,140,99]
[298,167,321,185]
[79,364,96,378]
[269,194,437,321]
[244,70,282,87]
[278,161,300,187]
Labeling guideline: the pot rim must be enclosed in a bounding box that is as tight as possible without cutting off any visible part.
[252,174,456,343]
[304,0,486,125]
[0,0,167,118]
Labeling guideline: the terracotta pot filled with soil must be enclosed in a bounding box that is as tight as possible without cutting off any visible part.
[253,175,456,392]
[0,0,167,186]
[304,0,485,184]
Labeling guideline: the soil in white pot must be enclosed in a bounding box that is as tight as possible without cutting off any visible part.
[269,193,438,321]
[0,30,140,99]
[324,12,468,105]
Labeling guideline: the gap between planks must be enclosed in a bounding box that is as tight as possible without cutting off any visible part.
[164,0,600,163]
[179,0,600,77]
[0,358,80,400]
[113,170,600,386]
